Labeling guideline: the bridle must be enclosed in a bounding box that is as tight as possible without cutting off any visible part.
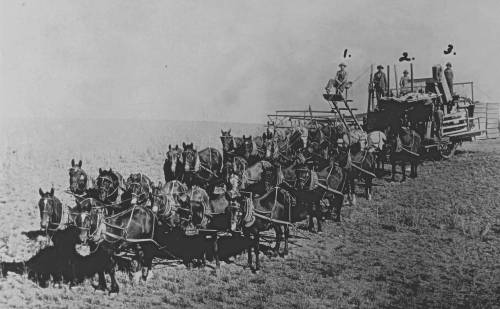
[97,175,118,200]
[40,196,65,232]
[127,174,150,203]
[69,167,88,194]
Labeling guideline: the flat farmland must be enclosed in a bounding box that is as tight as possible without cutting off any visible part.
[0,118,499,309]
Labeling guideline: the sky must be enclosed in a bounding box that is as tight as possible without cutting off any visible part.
[1,0,499,123]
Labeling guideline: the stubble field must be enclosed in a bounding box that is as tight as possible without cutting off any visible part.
[0,118,499,309]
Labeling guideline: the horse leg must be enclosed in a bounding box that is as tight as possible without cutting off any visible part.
[245,231,253,270]
[350,175,356,206]
[308,207,315,233]
[141,244,154,281]
[401,162,406,182]
[273,224,282,256]
[213,234,220,269]
[331,195,342,223]
[108,264,119,294]
[316,204,323,233]
[254,234,260,272]
[391,162,397,182]
[410,160,417,178]
[283,225,290,256]
[95,271,107,291]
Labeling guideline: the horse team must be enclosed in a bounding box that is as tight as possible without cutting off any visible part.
[33,121,422,293]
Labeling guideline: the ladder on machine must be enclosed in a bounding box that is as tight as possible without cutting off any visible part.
[323,93,363,131]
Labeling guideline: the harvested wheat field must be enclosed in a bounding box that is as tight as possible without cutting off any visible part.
[0,119,499,309]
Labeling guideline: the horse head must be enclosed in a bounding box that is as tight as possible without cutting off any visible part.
[69,159,88,195]
[220,129,234,153]
[295,165,311,190]
[96,168,118,202]
[38,188,61,231]
[73,210,93,244]
[182,142,199,173]
[166,144,182,174]
[242,135,253,159]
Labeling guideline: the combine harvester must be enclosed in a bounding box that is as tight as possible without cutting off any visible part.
[366,64,484,159]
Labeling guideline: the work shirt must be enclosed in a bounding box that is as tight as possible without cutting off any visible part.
[400,75,410,89]
[373,71,387,91]
[444,68,454,89]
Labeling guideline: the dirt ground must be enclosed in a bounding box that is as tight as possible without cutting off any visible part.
[0,119,499,308]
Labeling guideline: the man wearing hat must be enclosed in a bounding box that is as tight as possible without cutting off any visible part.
[444,62,454,95]
[325,62,349,96]
[373,65,387,105]
[399,69,411,95]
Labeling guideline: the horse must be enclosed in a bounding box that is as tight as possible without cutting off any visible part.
[38,188,69,234]
[240,134,273,165]
[307,126,326,155]
[268,128,306,166]
[367,130,388,172]
[206,180,240,232]
[305,152,346,222]
[221,156,248,187]
[121,173,154,207]
[69,159,93,195]
[237,184,301,271]
[182,143,223,188]
[240,160,274,196]
[220,129,245,161]
[72,192,109,245]
[163,144,184,183]
[348,142,377,201]
[386,127,422,182]
[95,202,159,292]
[96,168,125,205]
[150,180,187,229]
[176,185,223,268]
[283,164,324,233]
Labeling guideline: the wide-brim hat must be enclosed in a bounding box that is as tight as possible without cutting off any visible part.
[377,65,384,69]
[339,62,347,67]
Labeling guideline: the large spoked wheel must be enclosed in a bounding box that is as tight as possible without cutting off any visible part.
[439,141,458,159]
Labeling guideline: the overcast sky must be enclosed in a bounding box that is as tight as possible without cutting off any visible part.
[1,0,499,123]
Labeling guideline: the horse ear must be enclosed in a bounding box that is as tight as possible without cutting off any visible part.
[242,135,245,139]
[169,144,171,150]
[249,135,252,139]
[228,128,231,134]
[71,159,75,167]
[39,188,44,196]
[182,142,186,149]
[221,129,224,135]
[78,160,82,168]
[50,188,54,196]
[99,168,103,174]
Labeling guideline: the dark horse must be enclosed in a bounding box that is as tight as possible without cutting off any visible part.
[220,129,245,161]
[38,188,67,234]
[163,144,184,183]
[69,159,92,195]
[95,203,159,293]
[96,168,125,205]
[282,165,324,233]
[347,141,377,201]
[387,126,422,182]
[237,185,299,271]
[121,173,154,208]
[182,143,223,188]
